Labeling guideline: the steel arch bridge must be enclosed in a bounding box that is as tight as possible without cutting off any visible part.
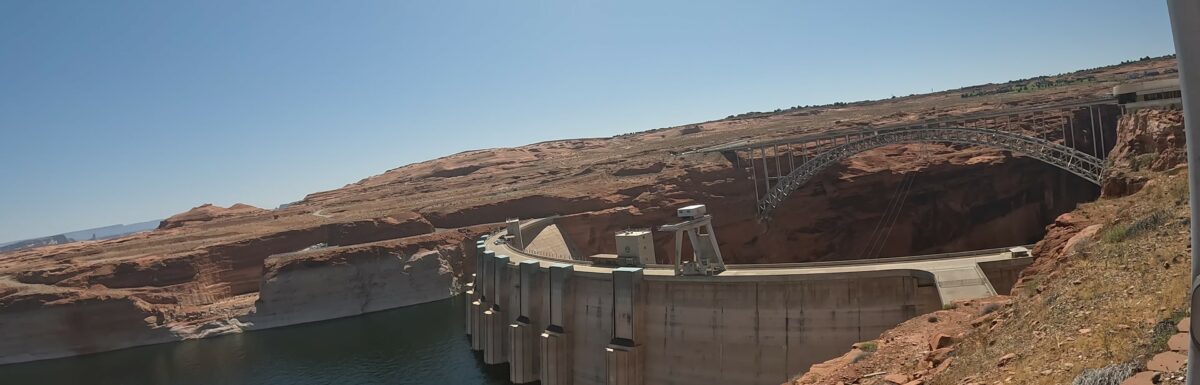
[684,98,1118,220]
[756,127,1102,217]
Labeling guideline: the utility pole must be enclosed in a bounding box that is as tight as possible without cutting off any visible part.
[1167,1,1200,384]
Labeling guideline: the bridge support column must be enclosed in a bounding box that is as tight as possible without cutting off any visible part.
[606,267,644,385]
[509,260,542,384]
[540,264,574,385]
[484,255,511,365]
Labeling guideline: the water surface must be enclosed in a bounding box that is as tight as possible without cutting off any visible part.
[0,296,509,385]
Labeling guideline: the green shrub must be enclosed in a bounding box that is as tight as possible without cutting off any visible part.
[1101,224,1129,243]
[1103,210,1169,243]
[1130,153,1158,172]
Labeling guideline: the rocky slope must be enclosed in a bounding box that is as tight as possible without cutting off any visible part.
[0,56,1180,365]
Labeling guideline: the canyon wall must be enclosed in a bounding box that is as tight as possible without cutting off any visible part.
[550,145,1098,265]
[0,282,179,365]
[245,229,485,330]
[0,213,485,365]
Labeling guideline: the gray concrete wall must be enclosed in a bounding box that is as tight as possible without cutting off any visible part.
[978,258,1033,295]
[638,272,936,385]
[474,259,941,385]
[471,228,1016,385]
[570,275,616,385]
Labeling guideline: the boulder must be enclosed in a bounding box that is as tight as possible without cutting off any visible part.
[929,333,953,350]
[1119,371,1160,385]
[927,347,953,365]
[1147,351,1187,372]
[1168,333,1189,352]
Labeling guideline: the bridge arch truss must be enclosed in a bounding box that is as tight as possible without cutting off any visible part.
[756,127,1103,217]
[684,99,1119,220]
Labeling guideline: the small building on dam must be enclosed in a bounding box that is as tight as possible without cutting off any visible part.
[464,207,1032,385]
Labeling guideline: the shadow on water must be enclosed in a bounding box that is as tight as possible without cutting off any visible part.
[0,296,512,385]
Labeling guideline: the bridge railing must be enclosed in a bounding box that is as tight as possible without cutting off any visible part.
[723,244,1032,270]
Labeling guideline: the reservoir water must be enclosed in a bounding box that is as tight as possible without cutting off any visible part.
[0,296,509,385]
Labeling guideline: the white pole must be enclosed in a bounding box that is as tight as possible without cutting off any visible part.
[1167,1,1200,384]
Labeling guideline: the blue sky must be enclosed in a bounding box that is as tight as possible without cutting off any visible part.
[0,1,1176,243]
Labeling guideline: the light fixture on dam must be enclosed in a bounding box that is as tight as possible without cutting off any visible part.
[658,204,727,276]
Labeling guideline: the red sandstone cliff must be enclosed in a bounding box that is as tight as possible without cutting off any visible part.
[158,203,268,229]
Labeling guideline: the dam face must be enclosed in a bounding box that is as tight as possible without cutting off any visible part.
[466,219,1030,385]
[639,273,937,384]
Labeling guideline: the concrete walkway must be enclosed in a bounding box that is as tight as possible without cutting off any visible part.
[484,218,1027,305]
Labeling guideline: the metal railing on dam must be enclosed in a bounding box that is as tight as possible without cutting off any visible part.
[464,218,1032,385]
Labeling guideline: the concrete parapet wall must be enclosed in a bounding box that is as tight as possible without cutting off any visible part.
[470,261,939,385]
[977,258,1033,295]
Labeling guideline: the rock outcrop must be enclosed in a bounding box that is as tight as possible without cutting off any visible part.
[158,203,268,229]
[1102,107,1187,198]
[246,230,478,329]
[1109,107,1187,172]
[0,280,178,365]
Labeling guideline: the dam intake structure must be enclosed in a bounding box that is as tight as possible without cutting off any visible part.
[463,214,1033,385]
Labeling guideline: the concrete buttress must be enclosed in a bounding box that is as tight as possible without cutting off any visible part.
[607,268,644,385]
[541,263,574,385]
[509,260,542,383]
[484,255,511,365]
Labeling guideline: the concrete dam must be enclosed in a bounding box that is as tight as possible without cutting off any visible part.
[464,216,1032,385]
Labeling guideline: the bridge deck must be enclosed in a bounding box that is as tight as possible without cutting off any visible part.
[685,96,1117,155]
